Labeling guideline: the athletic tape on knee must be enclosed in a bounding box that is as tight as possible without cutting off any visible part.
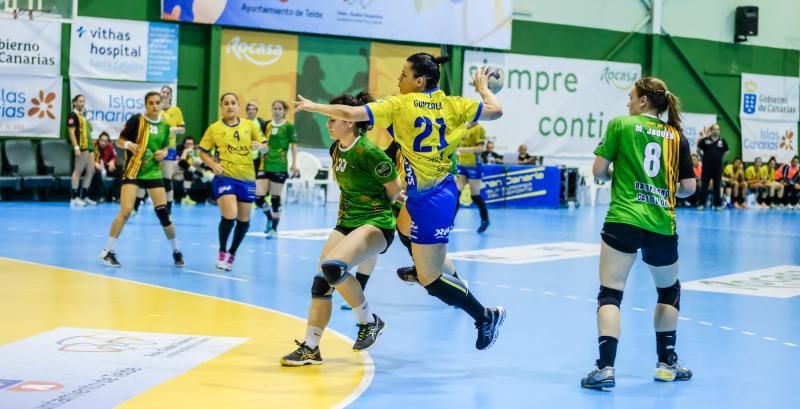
[656,280,681,310]
[321,260,349,286]
[597,285,623,308]
[311,274,333,298]
[154,205,172,226]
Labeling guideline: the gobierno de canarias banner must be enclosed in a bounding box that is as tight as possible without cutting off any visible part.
[70,17,179,82]
[0,74,63,138]
[0,20,61,77]
[461,50,641,163]
[70,78,177,139]
[740,73,799,162]
[163,0,511,49]
[219,28,437,148]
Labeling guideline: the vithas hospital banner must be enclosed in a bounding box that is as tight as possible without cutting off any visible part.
[70,17,179,82]
[462,50,641,162]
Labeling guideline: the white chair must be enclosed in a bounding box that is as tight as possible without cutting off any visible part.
[285,152,331,204]
[578,165,611,206]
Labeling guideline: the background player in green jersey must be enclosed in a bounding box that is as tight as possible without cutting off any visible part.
[256,100,299,238]
[582,77,696,390]
[281,93,403,366]
[99,91,184,268]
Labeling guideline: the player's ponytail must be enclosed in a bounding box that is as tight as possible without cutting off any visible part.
[330,92,374,134]
[634,77,683,133]
[407,53,449,90]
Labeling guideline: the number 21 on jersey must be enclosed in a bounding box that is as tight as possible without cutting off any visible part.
[413,116,447,152]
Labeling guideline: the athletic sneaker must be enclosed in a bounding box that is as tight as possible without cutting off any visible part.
[264,219,272,234]
[181,196,197,206]
[173,251,185,267]
[215,251,228,270]
[353,314,386,351]
[477,219,490,234]
[581,362,615,389]
[341,303,352,310]
[99,250,121,268]
[83,198,97,206]
[265,229,278,239]
[225,253,235,271]
[280,340,323,366]
[696,205,704,211]
[475,306,505,350]
[654,360,693,382]
[396,265,418,284]
[70,198,86,208]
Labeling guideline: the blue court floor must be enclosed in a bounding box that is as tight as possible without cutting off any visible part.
[0,201,798,408]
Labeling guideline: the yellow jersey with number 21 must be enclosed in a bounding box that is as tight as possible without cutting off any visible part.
[365,88,482,195]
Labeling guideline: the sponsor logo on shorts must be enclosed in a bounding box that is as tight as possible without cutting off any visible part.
[218,185,233,194]
[434,226,451,239]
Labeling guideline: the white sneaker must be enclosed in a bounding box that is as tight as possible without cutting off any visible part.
[215,251,228,270]
[83,198,97,206]
[265,229,278,239]
[70,198,86,207]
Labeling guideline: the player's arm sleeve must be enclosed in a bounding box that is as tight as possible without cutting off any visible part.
[364,96,398,129]
[119,114,139,141]
[678,135,694,180]
[363,148,398,184]
[198,126,215,152]
[593,118,621,161]
[175,107,186,126]
[288,123,298,144]
[66,112,77,129]
[455,96,482,124]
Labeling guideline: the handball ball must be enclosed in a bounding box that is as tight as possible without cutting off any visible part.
[483,65,504,94]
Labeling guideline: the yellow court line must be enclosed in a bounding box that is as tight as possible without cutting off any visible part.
[0,257,373,409]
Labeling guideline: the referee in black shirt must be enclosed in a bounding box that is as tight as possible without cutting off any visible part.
[696,124,729,210]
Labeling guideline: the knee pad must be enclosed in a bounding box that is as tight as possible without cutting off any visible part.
[271,195,282,213]
[597,285,623,308]
[311,275,334,298]
[320,260,349,285]
[398,232,413,257]
[656,280,681,310]
[255,196,266,208]
[154,205,172,226]
[163,179,173,192]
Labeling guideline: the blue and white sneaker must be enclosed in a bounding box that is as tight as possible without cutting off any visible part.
[654,360,693,382]
[475,306,505,350]
[581,362,615,389]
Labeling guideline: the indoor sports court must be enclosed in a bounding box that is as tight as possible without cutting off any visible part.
[0,1,798,408]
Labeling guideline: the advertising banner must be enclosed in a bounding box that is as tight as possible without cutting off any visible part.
[0,20,61,77]
[0,74,62,138]
[740,73,799,122]
[740,118,797,163]
[681,112,717,151]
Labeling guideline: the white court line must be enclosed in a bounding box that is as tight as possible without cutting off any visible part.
[472,281,487,285]
[185,269,248,282]
[520,288,533,292]
[565,295,579,300]
[49,230,62,234]
[719,326,735,331]
[763,337,777,342]
[29,229,42,233]
[92,234,103,238]
[632,307,646,312]
[281,253,292,257]
[496,284,511,288]
[247,249,256,253]
[208,244,217,248]
[784,342,798,347]
[190,242,200,246]
[542,291,556,296]
[263,251,274,255]
[698,321,713,326]
[374,267,383,271]
[678,317,692,321]
[741,331,756,336]
[586,299,597,303]
[298,256,310,260]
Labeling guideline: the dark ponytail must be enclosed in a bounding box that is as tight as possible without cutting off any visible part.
[406,53,450,90]
[634,77,682,133]
[330,92,375,134]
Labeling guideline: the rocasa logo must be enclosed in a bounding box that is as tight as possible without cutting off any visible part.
[600,67,639,90]
[28,90,57,119]
[226,36,283,66]
[76,25,132,41]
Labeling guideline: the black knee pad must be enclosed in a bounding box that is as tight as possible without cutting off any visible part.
[656,280,681,310]
[598,285,623,308]
[321,260,348,285]
[271,195,282,213]
[154,205,172,226]
[255,196,266,208]
[398,232,413,257]
[311,274,334,298]
[163,179,173,192]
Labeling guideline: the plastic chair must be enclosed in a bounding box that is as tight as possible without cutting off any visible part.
[40,140,74,188]
[285,151,330,204]
[4,140,54,199]
[0,142,22,199]
[578,165,610,206]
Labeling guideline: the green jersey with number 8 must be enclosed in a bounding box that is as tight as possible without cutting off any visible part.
[594,114,693,235]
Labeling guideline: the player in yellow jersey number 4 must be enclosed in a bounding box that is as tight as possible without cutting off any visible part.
[296,54,505,350]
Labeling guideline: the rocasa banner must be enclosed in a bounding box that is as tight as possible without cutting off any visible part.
[462,50,641,162]
[681,112,717,151]
[0,20,61,77]
[0,74,62,138]
[70,78,177,139]
[70,17,179,82]
[219,29,437,148]
[740,73,799,122]
[164,0,511,49]
[740,118,797,163]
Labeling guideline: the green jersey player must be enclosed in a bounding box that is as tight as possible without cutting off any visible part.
[582,77,696,390]
[281,93,403,366]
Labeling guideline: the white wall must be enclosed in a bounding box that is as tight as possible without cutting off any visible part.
[513,0,800,51]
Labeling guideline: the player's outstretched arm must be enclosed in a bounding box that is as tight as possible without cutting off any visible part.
[295,95,369,122]
[473,67,503,121]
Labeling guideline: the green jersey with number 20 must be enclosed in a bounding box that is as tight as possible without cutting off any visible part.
[594,114,693,235]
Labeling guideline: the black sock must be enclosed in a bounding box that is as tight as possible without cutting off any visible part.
[166,201,173,213]
[471,195,489,221]
[134,198,143,211]
[272,217,280,230]
[228,220,250,255]
[656,331,677,365]
[765,196,772,206]
[355,272,370,291]
[218,217,235,253]
[79,187,87,200]
[598,336,619,368]
[71,188,79,199]
[424,274,486,322]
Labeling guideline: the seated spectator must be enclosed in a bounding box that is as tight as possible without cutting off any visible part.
[177,136,213,205]
[89,131,120,202]
[766,157,785,208]
[777,156,800,209]
[745,157,769,209]
[481,141,504,164]
[517,144,537,165]
[722,160,747,208]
